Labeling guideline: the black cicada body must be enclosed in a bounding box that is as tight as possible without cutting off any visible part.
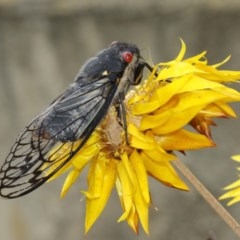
[0,41,152,198]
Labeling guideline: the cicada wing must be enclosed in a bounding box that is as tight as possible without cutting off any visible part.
[0,119,84,198]
[38,76,118,141]
[0,75,119,198]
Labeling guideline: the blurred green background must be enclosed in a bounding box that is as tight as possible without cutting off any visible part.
[1,0,240,239]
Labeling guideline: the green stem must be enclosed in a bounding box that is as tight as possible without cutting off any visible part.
[173,158,240,238]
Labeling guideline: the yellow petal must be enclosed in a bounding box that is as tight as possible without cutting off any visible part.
[143,148,176,162]
[232,155,240,162]
[133,178,149,234]
[117,152,149,234]
[226,196,240,206]
[215,86,240,100]
[216,70,240,82]
[195,65,240,83]
[157,62,205,81]
[128,124,156,150]
[141,152,188,191]
[46,135,100,182]
[152,105,206,135]
[223,178,240,190]
[84,157,117,233]
[152,89,235,135]
[46,161,72,182]
[71,144,100,170]
[130,150,150,204]
[61,169,80,198]
[200,102,237,118]
[117,161,134,222]
[85,155,106,199]
[126,205,139,234]
[153,76,223,108]
[120,152,137,186]
[184,51,207,65]
[157,129,215,150]
[160,38,186,65]
[220,187,240,201]
[132,100,161,115]
[211,55,231,68]
[176,38,186,62]
[45,142,79,181]
[151,76,190,107]
[140,109,172,131]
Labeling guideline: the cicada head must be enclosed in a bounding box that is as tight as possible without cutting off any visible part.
[102,41,146,97]
[80,42,143,83]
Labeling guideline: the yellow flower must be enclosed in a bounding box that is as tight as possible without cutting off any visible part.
[44,40,240,234]
[220,155,240,205]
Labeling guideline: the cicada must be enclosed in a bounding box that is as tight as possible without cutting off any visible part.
[0,41,152,198]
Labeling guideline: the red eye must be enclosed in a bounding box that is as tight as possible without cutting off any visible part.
[122,51,133,63]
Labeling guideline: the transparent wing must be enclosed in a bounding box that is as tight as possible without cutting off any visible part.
[0,76,118,198]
